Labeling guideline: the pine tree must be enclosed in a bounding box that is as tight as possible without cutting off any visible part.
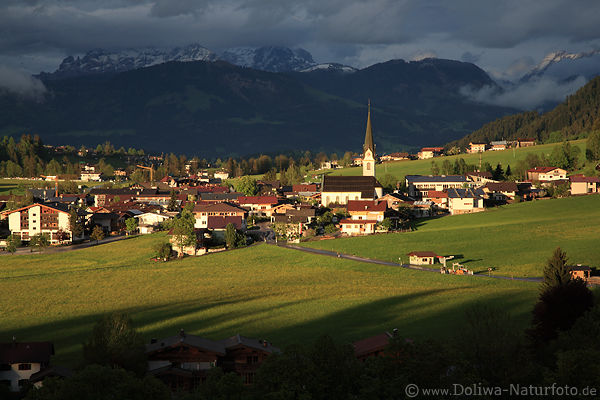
[167,190,178,211]
[541,247,571,292]
[69,208,83,239]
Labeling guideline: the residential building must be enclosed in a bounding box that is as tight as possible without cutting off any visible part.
[405,175,470,198]
[80,172,102,182]
[527,167,567,182]
[0,341,54,392]
[482,182,519,201]
[568,265,591,281]
[466,171,496,184]
[570,175,600,195]
[423,191,448,209]
[380,152,409,162]
[516,138,536,147]
[447,188,485,215]
[237,196,278,216]
[490,140,508,151]
[417,147,444,159]
[2,203,85,244]
[193,203,247,230]
[137,211,173,234]
[218,335,280,385]
[353,332,393,361]
[214,171,230,180]
[346,200,386,222]
[339,219,377,235]
[468,142,487,153]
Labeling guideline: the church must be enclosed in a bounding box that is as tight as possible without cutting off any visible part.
[321,102,383,207]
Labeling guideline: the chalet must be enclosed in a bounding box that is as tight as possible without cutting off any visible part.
[292,184,319,197]
[80,172,102,182]
[320,160,339,170]
[352,157,363,166]
[218,335,280,385]
[237,196,278,216]
[570,175,600,195]
[353,332,393,361]
[214,171,230,180]
[380,152,409,162]
[482,182,519,202]
[339,219,377,235]
[137,211,173,234]
[568,265,591,281]
[2,203,86,244]
[346,200,386,222]
[527,167,567,182]
[89,188,138,206]
[417,147,444,159]
[379,193,410,210]
[193,203,247,230]
[490,140,508,151]
[446,188,485,215]
[516,138,536,147]
[423,191,448,209]
[0,341,54,392]
[405,175,469,198]
[321,176,383,207]
[407,251,442,265]
[466,171,496,184]
[468,142,487,153]
[146,330,278,391]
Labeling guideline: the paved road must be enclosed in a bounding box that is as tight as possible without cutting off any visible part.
[272,243,544,283]
[0,235,137,256]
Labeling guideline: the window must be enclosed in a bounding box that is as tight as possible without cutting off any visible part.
[366,163,371,170]
[18,364,31,371]
[246,355,259,364]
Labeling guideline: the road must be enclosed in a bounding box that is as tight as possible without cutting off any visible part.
[0,235,137,256]
[272,242,544,283]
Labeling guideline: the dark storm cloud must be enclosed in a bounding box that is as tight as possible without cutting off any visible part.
[3,0,600,73]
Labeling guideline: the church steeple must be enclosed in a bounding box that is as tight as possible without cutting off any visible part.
[362,100,375,177]
[363,100,374,153]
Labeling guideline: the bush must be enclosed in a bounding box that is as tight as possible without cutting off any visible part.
[154,242,172,261]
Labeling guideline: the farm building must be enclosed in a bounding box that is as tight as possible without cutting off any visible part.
[407,251,442,265]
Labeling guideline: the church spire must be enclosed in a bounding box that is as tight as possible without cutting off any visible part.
[363,100,374,153]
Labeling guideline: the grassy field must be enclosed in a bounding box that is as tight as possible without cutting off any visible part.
[308,139,587,181]
[0,234,538,366]
[301,195,600,278]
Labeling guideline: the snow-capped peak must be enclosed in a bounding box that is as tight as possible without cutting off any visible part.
[219,46,316,72]
[300,63,357,73]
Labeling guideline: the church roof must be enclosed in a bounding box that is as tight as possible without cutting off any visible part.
[322,176,382,198]
[363,101,374,153]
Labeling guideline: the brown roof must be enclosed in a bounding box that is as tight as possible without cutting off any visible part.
[193,203,246,213]
[0,342,54,364]
[483,182,518,192]
[219,334,280,354]
[353,332,392,357]
[292,184,318,192]
[568,265,591,271]
[339,218,378,224]
[407,251,440,258]
[322,176,382,198]
[421,147,444,152]
[570,175,600,183]
[468,171,493,178]
[425,191,448,198]
[146,331,226,355]
[527,167,563,173]
[347,200,386,212]
[238,196,278,205]
[207,216,244,230]
[286,208,316,217]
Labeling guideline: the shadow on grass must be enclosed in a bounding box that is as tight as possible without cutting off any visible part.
[0,286,537,367]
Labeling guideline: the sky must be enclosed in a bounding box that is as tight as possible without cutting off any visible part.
[2,0,600,107]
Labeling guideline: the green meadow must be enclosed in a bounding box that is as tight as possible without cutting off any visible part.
[0,234,537,366]
[301,195,600,278]
[309,139,587,180]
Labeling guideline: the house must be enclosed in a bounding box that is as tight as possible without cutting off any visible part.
[0,341,54,392]
[405,175,470,198]
[168,229,208,256]
[407,251,443,265]
[2,203,86,244]
[516,138,536,147]
[353,332,393,361]
[379,193,410,210]
[380,152,409,162]
[466,171,496,184]
[468,142,487,153]
[214,171,230,180]
[199,192,242,203]
[193,203,247,230]
[80,172,102,182]
[237,196,278,216]
[417,147,444,159]
[339,219,377,235]
[137,211,173,234]
[320,160,339,170]
[422,191,448,209]
[568,265,591,280]
[527,167,567,182]
[146,330,278,392]
[570,175,600,195]
[490,140,508,151]
[321,176,383,207]
[346,200,386,222]
[114,169,127,177]
[410,200,435,218]
[482,182,519,202]
[446,188,485,215]
[291,184,319,197]
[218,335,280,385]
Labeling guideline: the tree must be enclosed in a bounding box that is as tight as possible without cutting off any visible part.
[586,130,600,161]
[90,225,105,244]
[166,190,179,212]
[262,168,277,181]
[505,164,512,177]
[82,313,147,375]
[379,174,397,192]
[235,176,258,196]
[430,161,440,175]
[125,218,138,235]
[30,233,50,252]
[171,209,196,257]
[69,208,83,239]
[5,233,21,254]
[492,163,505,181]
[550,141,580,170]
[225,223,246,249]
[541,247,571,292]
[154,242,172,261]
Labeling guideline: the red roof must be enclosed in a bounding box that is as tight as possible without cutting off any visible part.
[339,218,378,224]
[421,147,444,152]
[238,196,278,205]
[195,186,229,193]
[425,191,448,198]
[527,167,562,173]
[0,342,54,364]
[193,203,246,213]
[353,333,392,357]
[407,251,440,258]
[346,200,387,212]
[292,184,317,192]
[207,216,244,230]
[570,175,600,183]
